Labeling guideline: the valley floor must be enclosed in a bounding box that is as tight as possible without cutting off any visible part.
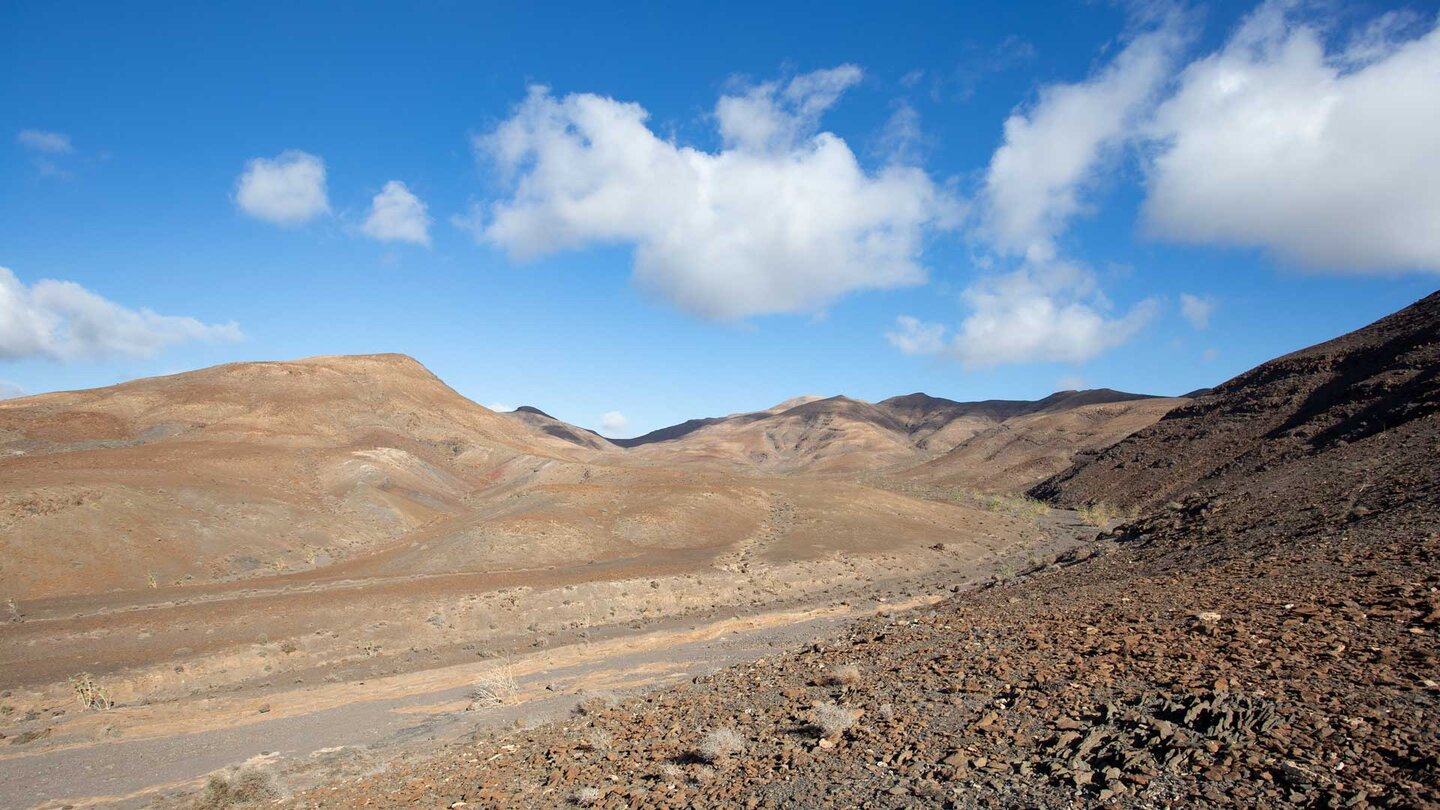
[0,479,1083,809]
[280,517,1440,809]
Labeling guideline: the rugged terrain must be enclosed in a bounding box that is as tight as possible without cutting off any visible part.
[0,348,1182,807]
[275,293,1440,809]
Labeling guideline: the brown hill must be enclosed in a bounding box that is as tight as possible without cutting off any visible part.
[904,394,1184,493]
[626,389,1174,476]
[504,405,616,450]
[0,354,599,599]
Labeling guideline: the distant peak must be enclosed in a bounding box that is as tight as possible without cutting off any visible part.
[767,394,825,412]
[513,405,552,417]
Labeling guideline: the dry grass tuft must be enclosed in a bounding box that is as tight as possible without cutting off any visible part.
[193,765,279,808]
[1077,501,1139,528]
[470,660,519,708]
[696,727,745,763]
[572,786,603,806]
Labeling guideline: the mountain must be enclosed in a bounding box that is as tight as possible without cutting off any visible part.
[0,354,598,598]
[904,393,1185,493]
[503,405,616,450]
[627,388,1177,478]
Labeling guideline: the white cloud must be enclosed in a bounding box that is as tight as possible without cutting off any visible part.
[487,401,514,412]
[952,264,1157,367]
[362,181,431,246]
[16,129,73,154]
[888,264,1158,368]
[1201,347,1219,362]
[885,315,946,355]
[1055,374,1087,391]
[1179,292,1215,329]
[234,150,330,225]
[875,102,925,164]
[0,266,242,361]
[0,381,24,399]
[465,69,959,320]
[716,65,864,153]
[915,17,1182,369]
[982,20,1187,259]
[599,410,628,434]
[1143,3,1440,272]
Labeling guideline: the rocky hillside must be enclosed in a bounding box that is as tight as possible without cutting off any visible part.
[1033,290,1440,557]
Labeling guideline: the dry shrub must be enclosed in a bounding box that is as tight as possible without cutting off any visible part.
[696,727,745,763]
[579,727,613,751]
[811,702,858,739]
[193,765,279,808]
[70,673,113,711]
[573,786,602,806]
[824,664,862,686]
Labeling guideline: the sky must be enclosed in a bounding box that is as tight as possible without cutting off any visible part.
[3,1,1438,437]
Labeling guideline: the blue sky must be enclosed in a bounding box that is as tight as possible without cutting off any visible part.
[3,1,1437,436]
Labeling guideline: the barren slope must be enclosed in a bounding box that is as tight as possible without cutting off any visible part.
[905,394,1184,494]
[0,354,600,599]
[628,390,1174,477]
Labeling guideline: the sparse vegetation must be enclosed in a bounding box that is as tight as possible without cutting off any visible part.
[579,727,612,751]
[824,663,862,686]
[146,571,159,589]
[572,786,603,806]
[5,597,19,623]
[981,493,1051,519]
[810,703,856,739]
[1077,501,1139,528]
[70,672,113,711]
[193,765,279,808]
[470,660,519,708]
[696,727,745,763]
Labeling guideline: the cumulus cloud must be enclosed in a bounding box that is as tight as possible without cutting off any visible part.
[235,150,330,225]
[982,20,1187,259]
[1179,293,1215,329]
[487,401,515,413]
[16,129,73,154]
[892,264,1157,368]
[362,181,431,246]
[1142,3,1440,272]
[465,69,959,320]
[910,16,1182,368]
[599,410,628,434]
[0,266,242,361]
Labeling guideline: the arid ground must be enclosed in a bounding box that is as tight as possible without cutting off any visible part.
[0,350,1181,808]
[3,293,1437,808]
